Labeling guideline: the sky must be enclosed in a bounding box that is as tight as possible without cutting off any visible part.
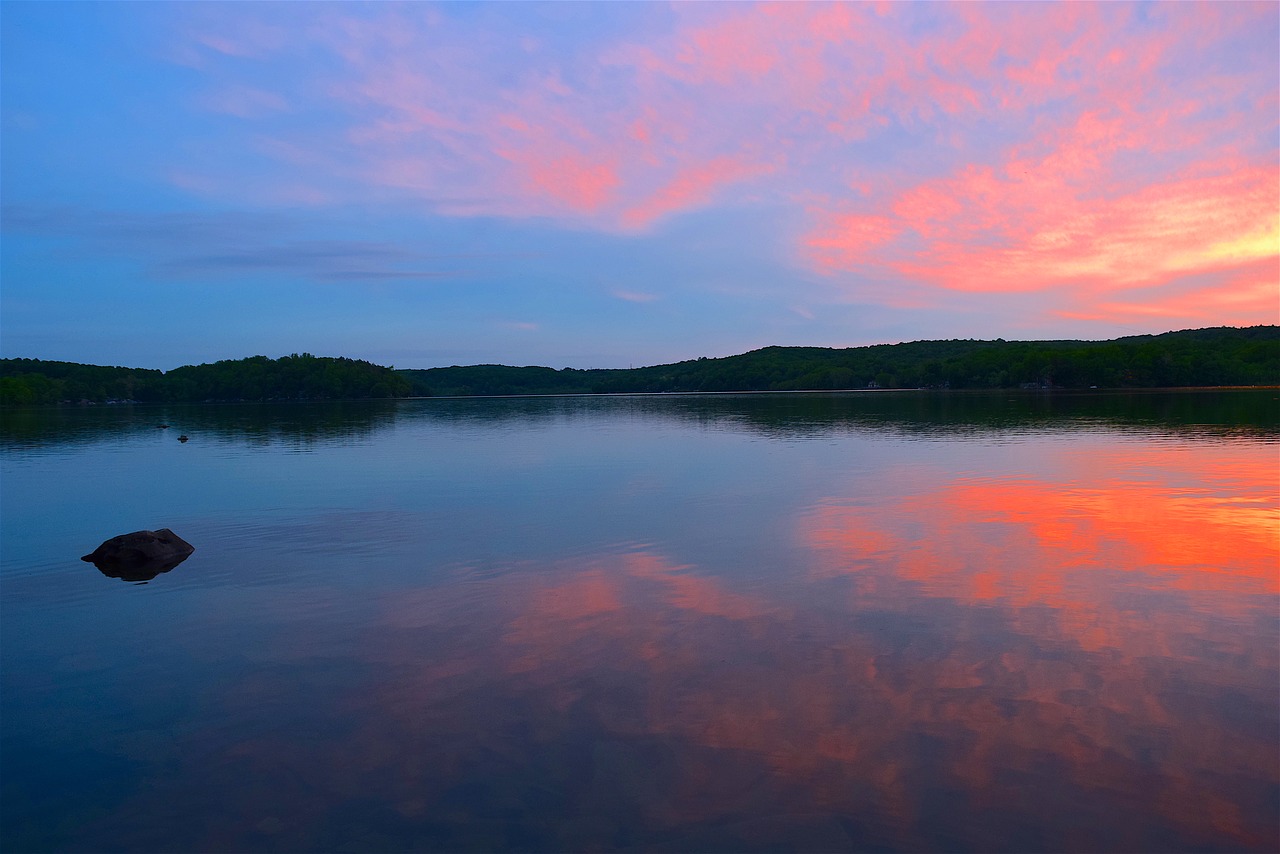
[1,1,1277,371]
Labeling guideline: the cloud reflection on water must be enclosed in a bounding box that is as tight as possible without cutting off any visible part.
[166,447,1277,851]
[15,400,1274,852]
[368,439,1272,851]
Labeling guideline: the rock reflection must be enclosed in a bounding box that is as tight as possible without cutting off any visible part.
[81,528,196,583]
[85,552,192,583]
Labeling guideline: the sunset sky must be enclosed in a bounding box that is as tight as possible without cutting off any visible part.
[2,1,1277,370]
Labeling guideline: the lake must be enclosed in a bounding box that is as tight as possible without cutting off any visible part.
[2,391,1277,852]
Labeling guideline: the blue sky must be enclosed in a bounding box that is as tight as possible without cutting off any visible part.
[2,1,1276,370]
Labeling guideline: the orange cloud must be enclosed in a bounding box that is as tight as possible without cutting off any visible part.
[1056,258,1280,325]
[791,0,1278,318]
[806,157,1278,310]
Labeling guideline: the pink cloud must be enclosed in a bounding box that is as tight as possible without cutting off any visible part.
[805,214,898,266]
[620,155,778,230]
[1054,259,1280,326]
[806,158,1278,298]
[802,39,1278,321]
[514,152,620,214]
[176,0,1278,325]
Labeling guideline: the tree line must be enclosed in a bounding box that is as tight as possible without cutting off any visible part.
[401,326,1279,396]
[0,354,410,405]
[3,326,1276,405]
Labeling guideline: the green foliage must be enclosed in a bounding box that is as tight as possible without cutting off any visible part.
[3,327,1275,406]
[161,354,409,402]
[0,354,409,405]
[0,359,165,405]
[399,326,1279,396]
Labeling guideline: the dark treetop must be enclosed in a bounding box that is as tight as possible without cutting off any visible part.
[0,353,410,405]
[399,326,1278,396]
[2,326,1276,405]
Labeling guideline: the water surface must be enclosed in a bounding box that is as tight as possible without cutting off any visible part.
[2,391,1277,852]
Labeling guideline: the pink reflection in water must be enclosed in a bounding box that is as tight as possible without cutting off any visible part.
[87,444,1279,851]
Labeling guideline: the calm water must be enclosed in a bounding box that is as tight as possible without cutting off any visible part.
[2,391,1277,852]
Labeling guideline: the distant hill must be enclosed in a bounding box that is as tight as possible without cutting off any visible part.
[2,327,1276,405]
[0,354,409,405]
[399,326,1280,396]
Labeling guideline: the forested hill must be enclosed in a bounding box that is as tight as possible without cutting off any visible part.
[400,326,1279,396]
[0,354,410,405]
[2,326,1276,405]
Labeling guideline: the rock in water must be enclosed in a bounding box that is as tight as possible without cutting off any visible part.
[81,528,195,582]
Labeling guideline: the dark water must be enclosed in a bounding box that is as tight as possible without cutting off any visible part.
[2,391,1277,852]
